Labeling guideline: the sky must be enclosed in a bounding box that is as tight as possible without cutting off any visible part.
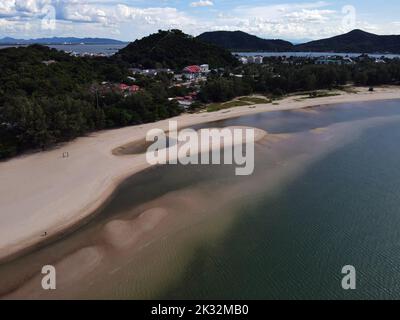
[0,0,400,41]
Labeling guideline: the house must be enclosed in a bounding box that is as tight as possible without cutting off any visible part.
[118,84,130,91]
[158,68,174,74]
[246,56,264,64]
[174,74,183,81]
[42,60,57,66]
[254,56,264,64]
[200,64,210,73]
[343,57,355,65]
[357,54,373,62]
[183,65,202,74]
[315,56,344,65]
[128,68,158,76]
[375,58,386,64]
[183,65,202,80]
[142,69,159,77]
[169,96,195,109]
[129,68,174,77]
[126,85,140,93]
[129,85,140,93]
[238,57,248,64]
[116,84,140,95]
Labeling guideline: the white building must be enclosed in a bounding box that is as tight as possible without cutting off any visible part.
[239,57,248,64]
[343,57,355,65]
[246,56,263,64]
[200,64,210,73]
[254,56,264,64]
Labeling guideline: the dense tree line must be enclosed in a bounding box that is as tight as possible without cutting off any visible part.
[199,58,400,103]
[198,76,252,102]
[0,45,182,159]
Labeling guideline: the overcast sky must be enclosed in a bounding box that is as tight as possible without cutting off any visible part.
[1,0,399,41]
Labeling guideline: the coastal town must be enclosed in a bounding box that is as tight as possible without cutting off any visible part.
[85,52,394,110]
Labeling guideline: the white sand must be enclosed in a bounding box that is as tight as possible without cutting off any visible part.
[0,86,399,262]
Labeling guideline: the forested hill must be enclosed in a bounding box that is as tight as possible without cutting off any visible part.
[295,29,400,53]
[197,29,400,54]
[115,29,239,69]
[197,31,294,52]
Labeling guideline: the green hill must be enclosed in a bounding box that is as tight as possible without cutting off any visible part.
[295,29,400,53]
[197,29,400,54]
[197,30,294,52]
[115,29,239,69]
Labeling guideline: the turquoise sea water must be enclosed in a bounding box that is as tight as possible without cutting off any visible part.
[161,118,400,299]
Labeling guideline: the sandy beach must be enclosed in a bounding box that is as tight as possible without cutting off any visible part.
[1,86,400,263]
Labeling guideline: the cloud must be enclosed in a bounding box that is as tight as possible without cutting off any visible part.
[209,1,351,39]
[0,1,397,41]
[233,1,330,19]
[0,0,52,18]
[0,0,17,18]
[284,9,335,23]
[15,0,47,15]
[190,0,214,8]
[116,5,192,27]
[62,4,109,24]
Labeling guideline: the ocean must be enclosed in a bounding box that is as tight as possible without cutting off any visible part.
[0,44,127,56]
[235,52,400,59]
[2,44,399,60]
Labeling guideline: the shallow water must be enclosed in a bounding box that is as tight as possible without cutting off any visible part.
[161,118,400,299]
[1,100,400,299]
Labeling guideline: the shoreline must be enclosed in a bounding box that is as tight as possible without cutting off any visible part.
[1,86,400,263]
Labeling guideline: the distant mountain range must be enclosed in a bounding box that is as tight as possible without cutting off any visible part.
[197,29,400,54]
[0,37,126,45]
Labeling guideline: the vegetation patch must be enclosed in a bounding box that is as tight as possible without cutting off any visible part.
[339,86,359,94]
[301,91,341,99]
[238,96,271,104]
[207,100,251,112]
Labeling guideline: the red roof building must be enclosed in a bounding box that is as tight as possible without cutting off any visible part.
[116,84,140,94]
[128,85,140,93]
[183,65,201,74]
[118,84,129,90]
